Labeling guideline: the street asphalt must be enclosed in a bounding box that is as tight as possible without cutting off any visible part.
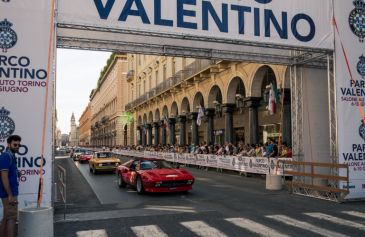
[54,156,365,237]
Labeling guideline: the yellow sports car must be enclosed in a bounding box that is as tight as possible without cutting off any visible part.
[89,151,120,174]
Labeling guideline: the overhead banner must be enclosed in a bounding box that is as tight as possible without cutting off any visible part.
[335,0,365,200]
[58,0,334,49]
[0,0,55,218]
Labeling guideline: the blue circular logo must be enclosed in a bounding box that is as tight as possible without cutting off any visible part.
[0,19,17,52]
[0,107,15,141]
[349,0,365,43]
[357,55,365,78]
[359,120,365,141]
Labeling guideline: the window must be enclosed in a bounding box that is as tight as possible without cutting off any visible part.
[163,64,166,81]
[172,58,176,75]
[155,70,159,86]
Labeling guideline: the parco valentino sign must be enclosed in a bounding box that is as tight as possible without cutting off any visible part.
[57,0,334,50]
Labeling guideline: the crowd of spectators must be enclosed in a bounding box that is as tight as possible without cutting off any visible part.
[112,139,292,158]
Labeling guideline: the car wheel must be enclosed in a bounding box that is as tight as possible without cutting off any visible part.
[117,173,126,188]
[92,166,97,174]
[136,176,144,194]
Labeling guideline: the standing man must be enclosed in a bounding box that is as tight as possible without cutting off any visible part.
[0,135,21,237]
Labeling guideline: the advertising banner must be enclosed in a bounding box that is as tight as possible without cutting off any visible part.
[0,0,55,218]
[335,0,365,199]
[58,0,333,50]
[206,155,218,168]
[196,154,207,166]
[218,156,234,170]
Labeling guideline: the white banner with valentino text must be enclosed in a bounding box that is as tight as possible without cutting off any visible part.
[335,0,365,200]
[0,0,55,218]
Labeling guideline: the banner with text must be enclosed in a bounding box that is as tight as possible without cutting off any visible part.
[58,0,333,50]
[0,0,55,218]
[335,0,365,199]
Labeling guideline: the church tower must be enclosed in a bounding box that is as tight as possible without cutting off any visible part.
[69,112,78,146]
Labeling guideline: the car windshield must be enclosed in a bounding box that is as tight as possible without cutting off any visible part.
[140,160,172,170]
[96,152,112,158]
[85,151,93,155]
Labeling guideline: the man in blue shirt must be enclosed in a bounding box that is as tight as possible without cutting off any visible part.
[0,135,21,237]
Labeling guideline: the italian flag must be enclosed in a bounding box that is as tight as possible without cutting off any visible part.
[268,83,279,115]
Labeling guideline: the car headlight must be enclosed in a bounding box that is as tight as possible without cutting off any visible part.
[187,180,193,184]
[155,181,162,187]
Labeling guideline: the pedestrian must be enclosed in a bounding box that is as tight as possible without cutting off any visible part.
[0,135,21,237]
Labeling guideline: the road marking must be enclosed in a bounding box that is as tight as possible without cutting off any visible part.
[76,229,108,237]
[305,212,365,231]
[341,211,365,219]
[225,217,291,237]
[180,220,228,237]
[266,215,349,237]
[144,205,196,213]
[131,225,168,237]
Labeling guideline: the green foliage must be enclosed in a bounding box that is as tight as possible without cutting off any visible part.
[96,52,116,89]
[120,111,134,125]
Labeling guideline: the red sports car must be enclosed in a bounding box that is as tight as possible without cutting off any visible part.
[79,150,93,163]
[116,158,195,194]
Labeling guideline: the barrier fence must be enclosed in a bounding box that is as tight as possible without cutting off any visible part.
[56,165,67,220]
[113,150,294,176]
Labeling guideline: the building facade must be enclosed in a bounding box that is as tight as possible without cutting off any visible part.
[69,112,79,147]
[125,56,292,148]
[79,104,91,146]
[90,54,129,147]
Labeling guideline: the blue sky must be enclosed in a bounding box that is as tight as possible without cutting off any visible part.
[56,49,111,134]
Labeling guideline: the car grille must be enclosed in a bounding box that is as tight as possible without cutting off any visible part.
[159,180,190,187]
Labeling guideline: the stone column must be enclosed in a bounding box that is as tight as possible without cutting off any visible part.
[190,112,199,145]
[137,126,143,145]
[282,89,292,146]
[205,108,215,145]
[178,115,187,146]
[222,104,235,143]
[146,123,152,146]
[141,126,147,146]
[153,122,160,146]
[169,118,176,145]
[244,97,261,145]
[160,120,167,145]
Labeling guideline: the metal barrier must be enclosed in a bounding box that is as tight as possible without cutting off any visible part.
[280,161,349,202]
[57,165,67,219]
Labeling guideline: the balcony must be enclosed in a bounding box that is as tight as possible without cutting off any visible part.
[125,59,215,110]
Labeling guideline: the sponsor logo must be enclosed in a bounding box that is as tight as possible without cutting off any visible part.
[0,19,17,52]
[0,107,15,141]
[349,0,365,43]
[357,55,365,78]
[1,0,11,2]
[359,120,365,141]
[232,158,236,166]
[249,159,253,168]
[343,184,356,189]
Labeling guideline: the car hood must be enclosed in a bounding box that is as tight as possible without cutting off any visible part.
[142,168,193,180]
